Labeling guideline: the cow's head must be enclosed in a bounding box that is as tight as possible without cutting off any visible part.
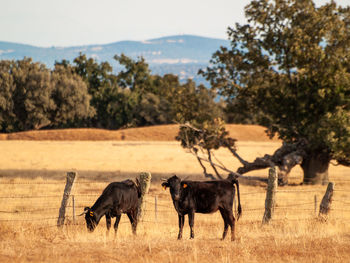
[81,207,97,232]
[162,175,182,201]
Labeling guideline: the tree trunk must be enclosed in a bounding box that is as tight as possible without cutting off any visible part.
[277,152,303,186]
[301,152,330,185]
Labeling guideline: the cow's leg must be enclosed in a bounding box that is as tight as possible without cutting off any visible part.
[106,214,111,236]
[188,212,195,239]
[127,210,137,235]
[219,208,229,240]
[178,215,185,240]
[114,214,121,237]
[132,209,138,234]
[227,211,236,241]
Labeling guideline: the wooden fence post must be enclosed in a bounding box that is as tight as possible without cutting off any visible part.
[314,195,318,217]
[137,172,152,222]
[155,195,158,222]
[319,182,335,218]
[262,166,278,224]
[72,195,76,225]
[57,171,77,228]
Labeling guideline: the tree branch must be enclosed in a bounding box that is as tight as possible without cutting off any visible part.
[207,149,223,179]
[224,144,249,166]
[193,148,216,180]
[334,158,350,167]
[236,154,273,174]
[178,122,308,184]
[179,122,202,132]
[189,149,267,182]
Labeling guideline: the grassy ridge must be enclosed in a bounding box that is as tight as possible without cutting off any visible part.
[0,124,279,142]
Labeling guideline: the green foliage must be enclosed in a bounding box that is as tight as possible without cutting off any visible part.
[71,53,117,127]
[73,53,116,96]
[0,58,95,132]
[316,107,350,163]
[201,0,350,163]
[0,61,16,132]
[93,86,138,129]
[114,54,154,94]
[113,54,159,127]
[10,58,55,130]
[173,80,222,123]
[177,118,236,151]
[50,65,95,128]
[154,75,223,124]
[137,92,172,125]
[0,53,222,132]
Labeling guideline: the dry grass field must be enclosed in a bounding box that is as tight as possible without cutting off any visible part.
[0,125,350,262]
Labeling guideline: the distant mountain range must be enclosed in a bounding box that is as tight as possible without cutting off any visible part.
[0,35,230,85]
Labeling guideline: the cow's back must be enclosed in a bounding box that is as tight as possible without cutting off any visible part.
[182,180,234,213]
[93,181,139,213]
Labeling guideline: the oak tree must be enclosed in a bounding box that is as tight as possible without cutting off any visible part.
[199,0,350,184]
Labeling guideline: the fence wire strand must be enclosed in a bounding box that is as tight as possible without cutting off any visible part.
[1,179,350,224]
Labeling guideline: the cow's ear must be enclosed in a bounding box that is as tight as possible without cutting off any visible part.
[84,207,94,216]
[161,182,169,190]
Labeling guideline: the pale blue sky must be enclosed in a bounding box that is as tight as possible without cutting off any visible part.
[0,0,349,47]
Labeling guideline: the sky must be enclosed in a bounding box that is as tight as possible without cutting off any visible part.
[0,0,349,47]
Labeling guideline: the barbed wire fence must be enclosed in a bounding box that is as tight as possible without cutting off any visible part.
[0,170,350,231]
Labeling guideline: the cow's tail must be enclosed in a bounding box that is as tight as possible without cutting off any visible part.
[234,178,242,220]
[228,173,242,220]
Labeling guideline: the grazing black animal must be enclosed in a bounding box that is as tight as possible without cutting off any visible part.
[161,174,242,241]
[80,179,141,235]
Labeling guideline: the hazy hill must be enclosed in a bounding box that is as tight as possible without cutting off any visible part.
[0,35,229,84]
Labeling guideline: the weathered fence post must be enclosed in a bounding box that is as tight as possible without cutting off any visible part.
[57,171,77,228]
[137,172,152,222]
[72,195,76,224]
[319,182,335,218]
[155,195,158,222]
[314,195,318,217]
[262,166,278,224]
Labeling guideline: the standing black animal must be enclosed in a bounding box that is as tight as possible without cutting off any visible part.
[80,179,141,235]
[161,174,242,241]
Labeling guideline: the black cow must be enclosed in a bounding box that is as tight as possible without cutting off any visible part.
[80,179,141,235]
[161,174,242,241]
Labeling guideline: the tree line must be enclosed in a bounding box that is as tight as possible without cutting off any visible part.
[0,54,223,132]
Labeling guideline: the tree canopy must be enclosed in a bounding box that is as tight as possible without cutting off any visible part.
[0,54,223,132]
[192,0,350,184]
[0,58,95,132]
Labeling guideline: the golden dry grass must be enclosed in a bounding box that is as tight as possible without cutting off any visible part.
[1,177,350,263]
[0,126,350,262]
[0,140,283,175]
